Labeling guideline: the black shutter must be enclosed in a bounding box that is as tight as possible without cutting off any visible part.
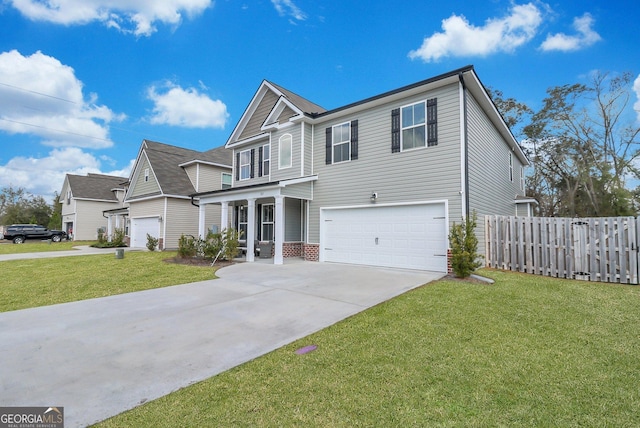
[350,120,358,160]
[235,152,240,181]
[258,146,263,177]
[427,98,438,146]
[325,127,332,164]
[391,108,400,153]
[250,149,255,178]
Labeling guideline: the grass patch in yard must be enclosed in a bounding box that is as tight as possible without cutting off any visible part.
[0,251,216,312]
[96,269,640,427]
[0,240,93,254]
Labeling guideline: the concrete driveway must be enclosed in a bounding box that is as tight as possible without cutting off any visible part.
[0,259,443,427]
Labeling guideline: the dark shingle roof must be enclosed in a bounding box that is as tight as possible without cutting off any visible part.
[67,173,128,201]
[142,140,232,196]
[267,81,327,115]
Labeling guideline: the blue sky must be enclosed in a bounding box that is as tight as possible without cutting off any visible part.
[0,0,638,201]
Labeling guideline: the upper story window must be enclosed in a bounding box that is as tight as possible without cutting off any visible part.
[240,150,252,180]
[221,172,232,189]
[144,168,150,182]
[332,122,351,163]
[66,190,71,204]
[259,144,270,177]
[392,98,437,153]
[325,120,358,164]
[520,166,525,191]
[279,134,292,169]
[509,152,514,182]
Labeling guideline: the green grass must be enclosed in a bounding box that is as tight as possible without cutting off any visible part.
[0,240,93,254]
[0,251,215,312]
[96,269,640,427]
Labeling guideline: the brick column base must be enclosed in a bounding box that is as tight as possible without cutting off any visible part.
[303,243,319,262]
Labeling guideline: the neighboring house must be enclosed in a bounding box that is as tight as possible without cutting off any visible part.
[122,140,232,249]
[193,65,533,272]
[60,173,128,241]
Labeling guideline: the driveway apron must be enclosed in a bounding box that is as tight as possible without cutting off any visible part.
[0,260,443,427]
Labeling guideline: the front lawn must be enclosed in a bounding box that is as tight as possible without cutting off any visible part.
[0,251,215,312]
[0,240,92,254]
[96,269,640,427]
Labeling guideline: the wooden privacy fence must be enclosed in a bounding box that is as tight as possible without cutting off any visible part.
[485,215,639,285]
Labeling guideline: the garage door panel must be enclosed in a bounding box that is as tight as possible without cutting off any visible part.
[322,203,447,272]
[131,217,160,248]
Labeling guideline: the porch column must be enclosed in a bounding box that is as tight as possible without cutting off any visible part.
[198,203,206,238]
[107,214,113,242]
[220,201,229,230]
[246,199,256,262]
[274,195,284,265]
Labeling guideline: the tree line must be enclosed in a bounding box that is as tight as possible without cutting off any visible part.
[490,71,640,218]
[0,186,62,229]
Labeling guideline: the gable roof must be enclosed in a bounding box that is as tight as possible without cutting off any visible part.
[65,173,128,201]
[130,140,232,199]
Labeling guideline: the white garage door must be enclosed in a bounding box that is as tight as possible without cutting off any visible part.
[131,217,160,248]
[321,203,447,272]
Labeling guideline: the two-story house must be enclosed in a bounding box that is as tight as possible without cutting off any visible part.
[193,66,532,272]
[60,173,128,240]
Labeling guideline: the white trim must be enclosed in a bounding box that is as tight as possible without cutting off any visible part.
[261,96,305,131]
[221,171,232,189]
[227,132,270,149]
[509,152,514,182]
[300,122,305,176]
[162,198,168,247]
[195,163,200,192]
[279,175,318,186]
[459,80,467,219]
[239,149,252,181]
[178,159,232,169]
[262,143,271,179]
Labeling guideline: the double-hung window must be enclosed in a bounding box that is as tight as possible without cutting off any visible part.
[262,144,270,176]
[237,206,247,239]
[221,172,232,189]
[332,122,351,163]
[239,150,251,180]
[401,102,426,151]
[261,204,274,241]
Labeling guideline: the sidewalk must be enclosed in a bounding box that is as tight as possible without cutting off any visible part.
[0,245,139,262]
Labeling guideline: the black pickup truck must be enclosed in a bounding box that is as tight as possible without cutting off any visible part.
[2,224,68,244]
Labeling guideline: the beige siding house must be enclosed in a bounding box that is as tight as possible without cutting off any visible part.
[60,174,128,241]
[122,140,232,249]
[194,66,534,272]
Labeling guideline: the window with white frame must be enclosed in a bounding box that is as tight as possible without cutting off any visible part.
[144,168,150,182]
[401,101,426,150]
[262,144,270,175]
[240,150,251,180]
[332,122,351,163]
[509,152,514,182]
[221,172,232,189]
[279,134,292,169]
[520,166,526,191]
[237,206,247,239]
[261,204,274,241]
[66,190,71,204]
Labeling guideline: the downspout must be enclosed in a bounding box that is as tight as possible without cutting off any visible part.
[458,72,470,218]
[191,196,199,208]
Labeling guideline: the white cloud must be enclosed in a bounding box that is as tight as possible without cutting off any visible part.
[540,13,601,52]
[0,147,132,201]
[271,0,306,21]
[0,50,124,149]
[408,3,542,62]
[8,0,212,36]
[634,74,640,123]
[147,82,228,129]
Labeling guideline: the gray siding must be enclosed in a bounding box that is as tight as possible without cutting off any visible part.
[467,91,527,252]
[284,198,302,241]
[240,90,278,140]
[233,138,271,187]
[198,164,229,193]
[184,164,198,191]
[130,156,160,198]
[164,199,200,249]
[308,83,463,243]
[75,200,118,240]
[303,122,313,176]
[271,125,303,182]
[282,181,313,199]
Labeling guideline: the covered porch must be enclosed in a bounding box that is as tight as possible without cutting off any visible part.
[195,177,316,265]
[103,207,130,243]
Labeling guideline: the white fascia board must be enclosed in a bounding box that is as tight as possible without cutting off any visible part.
[178,160,232,169]
[226,81,281,147]
[515,198,538,204]
[279,175,318,187]
[226,132,270,149]
[198,185,283,205]
[261,96,305,131]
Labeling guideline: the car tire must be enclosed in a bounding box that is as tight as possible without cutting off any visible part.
[52,235,61,242]
[13,236,25,244]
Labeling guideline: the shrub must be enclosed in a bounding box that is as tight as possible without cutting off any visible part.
[221,228,241,261]
[448,211,483,278]
[112,228,126,247]
[177,234,198,258]
[146,234,159,251]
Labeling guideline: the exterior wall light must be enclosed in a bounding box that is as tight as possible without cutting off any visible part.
[370,192,378,202]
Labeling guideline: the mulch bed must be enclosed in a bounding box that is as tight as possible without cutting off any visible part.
[443,274,492,284]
